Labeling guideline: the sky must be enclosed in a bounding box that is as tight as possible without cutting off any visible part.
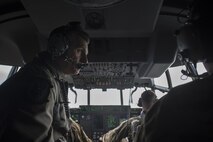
[0,63,207,108]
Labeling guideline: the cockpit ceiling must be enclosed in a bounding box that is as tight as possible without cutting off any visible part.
[21,0,163,38]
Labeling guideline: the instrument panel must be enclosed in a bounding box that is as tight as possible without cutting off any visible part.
[70,105,141,141]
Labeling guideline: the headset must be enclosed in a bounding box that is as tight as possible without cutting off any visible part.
[48,22,89,69]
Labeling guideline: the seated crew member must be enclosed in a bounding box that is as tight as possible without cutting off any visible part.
[0,22,92,142]
[139,0,213,142]
[100,90,157,142]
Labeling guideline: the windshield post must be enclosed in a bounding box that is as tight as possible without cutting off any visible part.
[87,89,90,105]
[165,69,172,89]
[120,89,123,105]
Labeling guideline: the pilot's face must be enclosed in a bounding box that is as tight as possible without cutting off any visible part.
[63,36,89,75]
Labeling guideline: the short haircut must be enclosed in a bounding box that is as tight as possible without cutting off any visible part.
[47,21,90,58]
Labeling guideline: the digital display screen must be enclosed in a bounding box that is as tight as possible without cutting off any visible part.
[70,105,131,141]
[94,114,104,129]
[106,115,117,129]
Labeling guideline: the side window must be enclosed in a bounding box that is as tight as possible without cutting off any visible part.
[169,63,206,88]
[196,62,207,74]
[154,63,206,99]
[154,72,168,99]
[169,65,193,87]
[0,65,12,84]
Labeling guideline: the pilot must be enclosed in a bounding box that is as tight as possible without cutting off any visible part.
[0,22,91,142]
[137,90,157,119]
[100,90,157,142]
[138,0,213,142]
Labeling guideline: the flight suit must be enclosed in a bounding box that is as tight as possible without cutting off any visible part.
[101,116,142,142]
[0,52,72,142]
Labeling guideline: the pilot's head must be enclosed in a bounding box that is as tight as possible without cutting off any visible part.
[47,21,90,75]
[176,0,213,69]
[137,90,157,112]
